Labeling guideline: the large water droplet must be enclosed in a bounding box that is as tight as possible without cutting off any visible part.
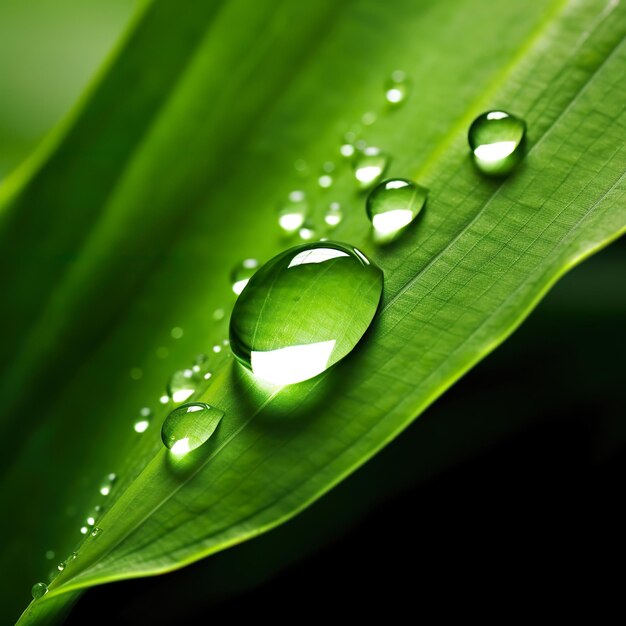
[161,402,224,455]
[366,178,427,242]
[353,147,389,190]
[231,259,260,295]
[31,582,48,600]
[278,191,308,234]
[167,368,197,403]
[385,70,409,105]
[99,473,117,496]
[229,242,383,385]
[468,110,526,175]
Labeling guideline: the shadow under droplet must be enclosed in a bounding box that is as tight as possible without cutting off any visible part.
[230,358,343,429]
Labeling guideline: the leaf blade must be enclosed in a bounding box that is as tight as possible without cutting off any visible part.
[2,0,625,623]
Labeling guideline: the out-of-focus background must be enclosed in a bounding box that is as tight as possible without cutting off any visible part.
[1,1,623,621]
[0,0,135,179]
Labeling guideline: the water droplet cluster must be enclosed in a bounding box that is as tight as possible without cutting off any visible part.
[36,71,529,599]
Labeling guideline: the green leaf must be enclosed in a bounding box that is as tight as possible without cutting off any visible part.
[1,0,624,623]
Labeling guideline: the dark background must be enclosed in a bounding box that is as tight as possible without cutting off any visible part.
[65,239,626,623]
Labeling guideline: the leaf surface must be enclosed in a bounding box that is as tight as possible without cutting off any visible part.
[1,0,624,623]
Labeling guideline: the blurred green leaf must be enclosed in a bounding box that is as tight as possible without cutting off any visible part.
[1,0,624,623]
[0,0,135,178]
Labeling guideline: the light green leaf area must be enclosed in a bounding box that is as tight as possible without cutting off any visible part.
[1,0,624,623]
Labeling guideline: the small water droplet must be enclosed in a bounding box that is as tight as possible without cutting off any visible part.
[133,406,152,433]
[229,242,383,385]
[385,70,409,105]
[318,174,333,189]
[91,527,103,538]
[294,159,309,175]
[167,368,197,404]
[84,504,102,528]
[99,473,117,496]
[31,582,48,600]
[159,394,170,404]
[156,346,169,359]
[193,353,209,373]
[353,147,389,190]
[130,367,143,381]
[322,161,335,173]
[278,191,308,234]
[298,222,317,241]
[324,202,343,229]
[45,550,55,561]
[366,178,428,242]
[340,143,355,158]
[361,111,377,126]
[134,418,150,433]
[57,562,66,572]
[231,259,260,295]
[68,551,78,562]
[212,308,225,322]
[203,372,212,380]
[170,326,184,339]
[468,110,526,175]
[161,402,224,455]
[212,345,222,354]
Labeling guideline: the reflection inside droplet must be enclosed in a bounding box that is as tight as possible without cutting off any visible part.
[171,437,191,455]
[372,209,415,235]
[288,247,349,268]
[251,340,337,386]
[473,141,517,162]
